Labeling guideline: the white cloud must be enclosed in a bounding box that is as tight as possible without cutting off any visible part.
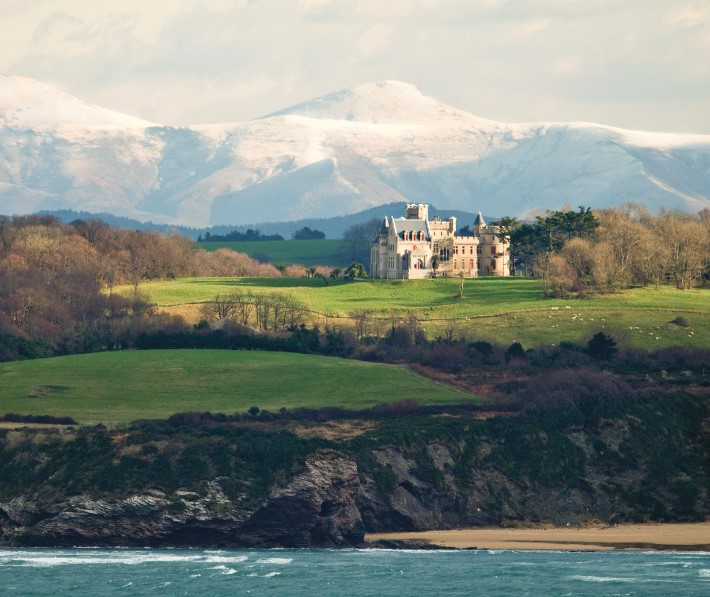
[1,0,709,132]
[504,17,552,40]
[550,55,579,77]
[356,24,393,59]
[298,0,334,11]
[356,0,416,18]
[664,4,709,28]
[90,76,278,125]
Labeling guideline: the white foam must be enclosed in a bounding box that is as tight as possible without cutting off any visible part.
[203,555,249,564]
[0,551,251,568]
[263,572,281,578]
[255,557,293,565]
[571,575,636,583]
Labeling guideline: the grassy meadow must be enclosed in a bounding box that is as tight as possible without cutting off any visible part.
[124,277,710,350]
[0,350,475,426]
[197,239,350,267]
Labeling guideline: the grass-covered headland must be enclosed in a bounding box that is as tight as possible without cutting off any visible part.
[0,350,474,426]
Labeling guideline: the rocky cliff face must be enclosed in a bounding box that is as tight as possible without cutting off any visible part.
[1,390,707,548]
[0,451,363,548]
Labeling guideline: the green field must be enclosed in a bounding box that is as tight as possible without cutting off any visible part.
[0,350,475,426]
[197,239,350,267]
[125,277,710,350]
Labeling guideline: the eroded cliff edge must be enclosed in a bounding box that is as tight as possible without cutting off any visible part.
[1,387,708,547]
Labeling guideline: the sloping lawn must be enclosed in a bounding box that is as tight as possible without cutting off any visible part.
[0,350,476,426]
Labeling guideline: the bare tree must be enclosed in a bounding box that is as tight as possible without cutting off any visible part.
[343,218,382,261]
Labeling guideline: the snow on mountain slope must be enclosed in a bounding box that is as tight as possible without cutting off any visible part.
[0,76,708,226]
[0,75,154,129]
[265,80,498,128]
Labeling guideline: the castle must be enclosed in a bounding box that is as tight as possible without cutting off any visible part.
[370,204,510,279]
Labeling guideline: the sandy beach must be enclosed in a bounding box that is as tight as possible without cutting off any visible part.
[367,523,710,551]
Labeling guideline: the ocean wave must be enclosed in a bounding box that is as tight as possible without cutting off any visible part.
[352,548,459,555]
[203,555,249,564]
[0,551,249,568]
[255,557,293,564]
[570,575,637,583]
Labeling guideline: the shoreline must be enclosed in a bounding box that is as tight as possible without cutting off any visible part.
[366,522,710,552]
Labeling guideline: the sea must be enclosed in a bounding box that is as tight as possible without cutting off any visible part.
[1,548,709,596]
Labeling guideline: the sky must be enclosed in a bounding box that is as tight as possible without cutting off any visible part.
[1,0,709,133]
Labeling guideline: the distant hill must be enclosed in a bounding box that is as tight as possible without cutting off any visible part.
[2,75,709,226]
[35,204,479,240]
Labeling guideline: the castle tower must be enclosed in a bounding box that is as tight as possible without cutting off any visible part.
[405,203,429,221]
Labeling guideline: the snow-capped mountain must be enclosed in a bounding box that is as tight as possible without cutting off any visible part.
[1,76,708,226]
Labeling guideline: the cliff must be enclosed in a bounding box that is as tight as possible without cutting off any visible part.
[0,449,362,548]
[1,386,708,547]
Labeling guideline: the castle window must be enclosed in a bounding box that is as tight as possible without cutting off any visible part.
[439,247,450,262]
[491,246,497,255]
[491,259,497,270]
[476,246,482,255]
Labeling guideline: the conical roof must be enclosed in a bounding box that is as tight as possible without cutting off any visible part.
[473,212,486,227]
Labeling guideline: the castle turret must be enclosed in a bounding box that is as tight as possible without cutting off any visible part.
[406,203,429,221]
[473,212,486,234]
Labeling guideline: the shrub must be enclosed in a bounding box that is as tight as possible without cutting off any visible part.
[586,332,618,360]
[505,342,525,363]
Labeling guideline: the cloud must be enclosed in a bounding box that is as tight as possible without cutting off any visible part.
[356,24,393,59]
[1,0,710,132]
[664,4,710,28]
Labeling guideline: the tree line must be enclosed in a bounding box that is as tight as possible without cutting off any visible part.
[0,215,318,360]
[198,229,284,242]
[494,205,710,295]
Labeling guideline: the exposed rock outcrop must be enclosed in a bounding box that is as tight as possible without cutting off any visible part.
[0,451,363,548]
[1,388,708,548]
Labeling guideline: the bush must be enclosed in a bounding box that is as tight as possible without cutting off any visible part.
[586,332,618,360]
[669,316,689,328]
[505,342,525,363]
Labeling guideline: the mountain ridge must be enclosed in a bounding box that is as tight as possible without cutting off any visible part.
[1,75,709,226]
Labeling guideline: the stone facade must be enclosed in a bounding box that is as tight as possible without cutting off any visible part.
[370,204,509,279]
